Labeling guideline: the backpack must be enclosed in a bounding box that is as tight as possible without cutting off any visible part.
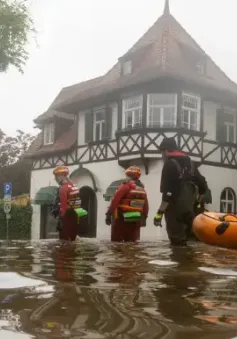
[170,158,198,213]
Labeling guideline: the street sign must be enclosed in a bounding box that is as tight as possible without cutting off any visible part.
[4,182,12,196]
[6,214,11,220]
[4,202,11,214]
[3,194,11,202]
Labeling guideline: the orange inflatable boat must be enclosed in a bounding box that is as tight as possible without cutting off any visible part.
[193,212,237,249]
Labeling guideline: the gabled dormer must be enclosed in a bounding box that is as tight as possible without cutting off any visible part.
[34,110,75,147]
[119,43,153,77]
[178,41,207,77]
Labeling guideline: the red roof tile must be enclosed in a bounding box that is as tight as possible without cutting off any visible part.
[54,7,237,112]
[34,76,103,123]
[34,109,74,124]
[25,121,77,157]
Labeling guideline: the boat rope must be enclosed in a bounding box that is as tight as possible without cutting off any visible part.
[201,213,237,236]
[202,213,237,223]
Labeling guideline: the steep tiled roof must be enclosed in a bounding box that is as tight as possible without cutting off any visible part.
[34,76,102,123]
[25,121,77,157]
[50,76,103,108]
[31,0,237,156]
[34,109,74,124]
[55,2,237,112]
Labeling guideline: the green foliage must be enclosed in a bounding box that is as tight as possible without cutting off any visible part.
[0,129,35,167]
[0,204,32,239]
[0,160,31,198]
[0,0,34,73]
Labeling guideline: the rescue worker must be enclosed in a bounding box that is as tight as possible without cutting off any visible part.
[52,165,87,241]
[153,137,207,246]
[105,165,149,242]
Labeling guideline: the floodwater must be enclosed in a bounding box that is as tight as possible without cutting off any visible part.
[0,240,237,339]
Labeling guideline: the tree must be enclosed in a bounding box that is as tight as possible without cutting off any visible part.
[0,129,35,197]
[0,0,34,73]
[0,129,35,167]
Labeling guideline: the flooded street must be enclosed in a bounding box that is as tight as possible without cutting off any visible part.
[0,240,237,338]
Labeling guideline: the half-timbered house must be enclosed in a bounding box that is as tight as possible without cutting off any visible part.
[26,0,237,240]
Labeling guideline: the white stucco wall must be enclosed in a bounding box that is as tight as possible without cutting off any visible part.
[203,101,220,140]
[30,160,167,241]
[30,159,237,241]
[199,164,237,212]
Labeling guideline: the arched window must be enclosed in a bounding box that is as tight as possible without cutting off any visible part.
[220,188,236,213]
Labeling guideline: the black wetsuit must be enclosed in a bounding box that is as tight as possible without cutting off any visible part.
[160,151,206,245]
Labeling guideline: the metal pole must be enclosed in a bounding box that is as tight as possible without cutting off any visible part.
[6,216,9,242]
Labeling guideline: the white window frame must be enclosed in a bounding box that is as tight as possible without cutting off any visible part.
[122,95,143,129]
[223,109,236,143]
[181,93,201,131]
[122,60,132,75]
[147,93,177,127]
[43,122,54,145]
[196,61,204,75]
[220,188,236,213]
[93,109,106,142]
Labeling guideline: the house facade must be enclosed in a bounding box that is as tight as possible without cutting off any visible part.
[27,0,237,240]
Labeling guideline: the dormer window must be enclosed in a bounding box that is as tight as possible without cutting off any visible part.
[196,61,204,75]
[122,60,132,75]
[43,122,54,145]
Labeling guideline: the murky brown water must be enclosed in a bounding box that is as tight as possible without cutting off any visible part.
[0,240,237,338]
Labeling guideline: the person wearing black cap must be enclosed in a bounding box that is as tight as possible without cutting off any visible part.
[153,137,207,246]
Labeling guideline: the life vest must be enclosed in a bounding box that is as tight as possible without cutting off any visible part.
[66,182,81,210]
[118,181,147,213]
[57,181,81,212]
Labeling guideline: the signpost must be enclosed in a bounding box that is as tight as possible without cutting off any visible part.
[3,183,12,241]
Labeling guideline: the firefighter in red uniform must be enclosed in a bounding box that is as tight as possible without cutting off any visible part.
[105,166,149,242]
[52,166,87,241]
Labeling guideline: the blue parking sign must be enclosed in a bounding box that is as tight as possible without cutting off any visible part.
[4,182,12,195]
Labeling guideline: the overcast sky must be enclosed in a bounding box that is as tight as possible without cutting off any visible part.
[1,0,237,136]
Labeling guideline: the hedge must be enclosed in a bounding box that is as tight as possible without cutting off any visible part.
[0,204,32,240]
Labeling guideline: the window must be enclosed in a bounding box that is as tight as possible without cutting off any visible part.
[43,123,54,145]
[122,95,143,129]
[147,93,177,127]
[93,110,106,142]
[122,60,132,75]
[181,93,201,131]
[196,61,204,75]
[223,109,236,143]
[220,188,236,213]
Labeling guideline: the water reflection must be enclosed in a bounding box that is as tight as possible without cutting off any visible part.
[0,240,237,338]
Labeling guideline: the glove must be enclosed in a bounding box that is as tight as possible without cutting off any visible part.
[195,201,204,215]
[105,213,112,226]
[153,211,164,227]
[56,216,62,232]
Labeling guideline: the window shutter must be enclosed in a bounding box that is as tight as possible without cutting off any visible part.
[216,108,225,142]
[105,106,112,139]
[85,111,93,143]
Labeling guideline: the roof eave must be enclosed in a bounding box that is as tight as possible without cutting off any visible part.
[25,141,77,159]
[55,71,237,114]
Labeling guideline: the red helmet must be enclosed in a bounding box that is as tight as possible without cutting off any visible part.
[125,166,141,180]
[53,166,69,177]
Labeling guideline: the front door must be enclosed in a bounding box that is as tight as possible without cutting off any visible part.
[40,205,58,239]
[79,186,97,238]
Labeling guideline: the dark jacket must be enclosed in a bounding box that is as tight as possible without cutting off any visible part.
[160,151,207,203]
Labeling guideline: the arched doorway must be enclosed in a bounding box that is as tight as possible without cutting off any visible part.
[79,186,97,238]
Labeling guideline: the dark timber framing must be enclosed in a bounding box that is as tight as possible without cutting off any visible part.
[31,130,237,173]
[31,79,237,172]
